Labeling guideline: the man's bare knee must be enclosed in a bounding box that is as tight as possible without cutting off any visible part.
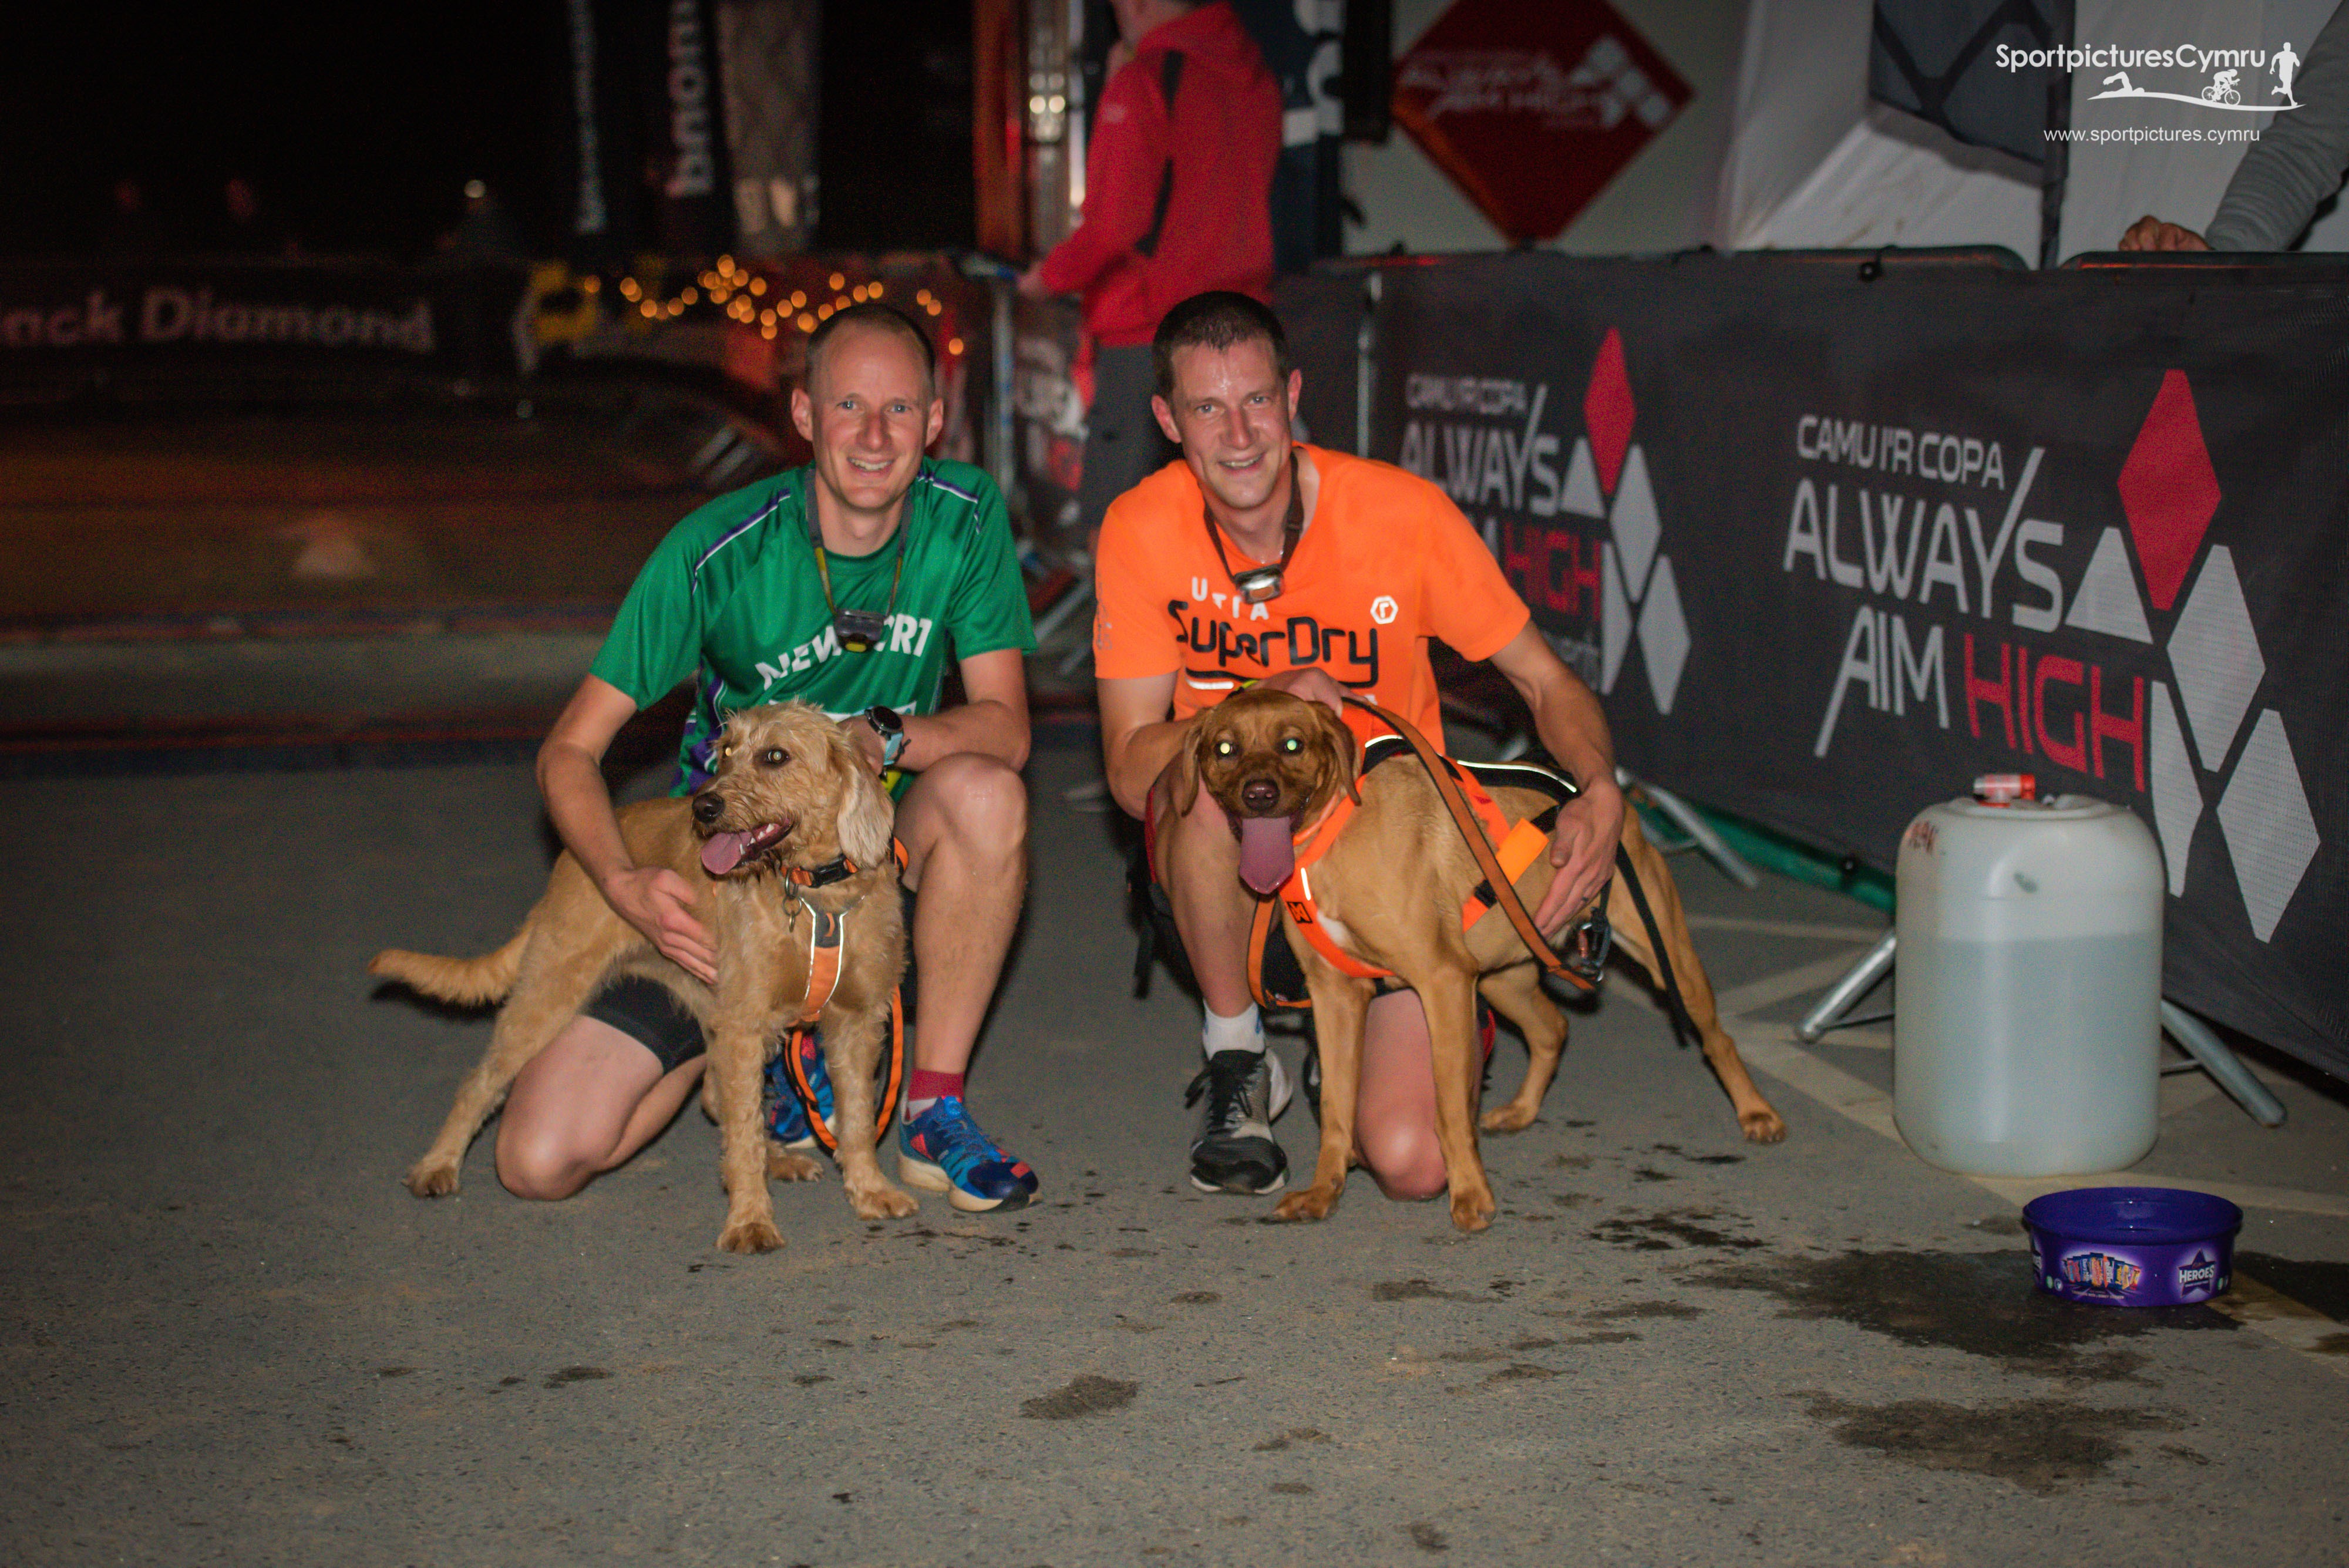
[1359,1125,1447,1201]
[924,755,1028,853]
[494,1127,595,1202]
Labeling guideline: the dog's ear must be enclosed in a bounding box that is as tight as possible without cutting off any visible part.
[1169,718,1209,816]
[832,732,897,870]
[1318,705,1361,806]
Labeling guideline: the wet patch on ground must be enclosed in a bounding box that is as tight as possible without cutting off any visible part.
[2235,1252,2349,1323]
[1252,1428,1330,1452]
[1582,1300,1705,1323]
[1651,1142,1746,1166]
[1372,1278,1495,1303]
[1694,1250,2236,1379]
[1589,1210,1767,1253]
[1021,1373,1139,1419]
[542,1365,610,1389]
[1799,1392,2179,1495]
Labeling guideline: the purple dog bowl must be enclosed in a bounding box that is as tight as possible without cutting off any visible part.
[2022,1186,2243,1307]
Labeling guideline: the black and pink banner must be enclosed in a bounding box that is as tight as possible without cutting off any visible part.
[1361,251,2348,1077]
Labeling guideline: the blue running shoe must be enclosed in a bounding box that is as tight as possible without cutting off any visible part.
[897,1096,1038,1213]
[764,1032,833,1150]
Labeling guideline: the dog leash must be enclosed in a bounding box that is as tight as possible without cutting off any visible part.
[1335,696,1603,997]
[782,988,906,1155]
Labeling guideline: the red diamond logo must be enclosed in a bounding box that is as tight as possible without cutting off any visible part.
[2117,369,2220,613]
[1584,328,1634,496]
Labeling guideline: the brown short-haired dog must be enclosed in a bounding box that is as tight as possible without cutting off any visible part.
[371,702,917,1253]
[1174,686,1784,1233]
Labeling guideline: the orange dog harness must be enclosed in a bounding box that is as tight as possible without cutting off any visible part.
[1250,772,1559,992]
[789,903,853,1026]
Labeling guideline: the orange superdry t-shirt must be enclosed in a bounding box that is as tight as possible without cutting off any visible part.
[1092,445,1531,750]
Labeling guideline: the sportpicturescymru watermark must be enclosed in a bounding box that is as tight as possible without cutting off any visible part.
[1996,39,2304,113]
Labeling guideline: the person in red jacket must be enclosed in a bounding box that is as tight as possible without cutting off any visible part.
[1019,0,1283,547]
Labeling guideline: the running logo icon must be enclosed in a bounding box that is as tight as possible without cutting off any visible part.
[2072,40,2305,112]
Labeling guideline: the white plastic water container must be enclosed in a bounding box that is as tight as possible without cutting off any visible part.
[1893,776,2165,1177]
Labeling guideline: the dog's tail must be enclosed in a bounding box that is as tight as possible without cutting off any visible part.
[368,924,531,1006]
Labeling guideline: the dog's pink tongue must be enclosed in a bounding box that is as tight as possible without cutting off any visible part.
[1236,816,1298,896]
[699,832,749,877]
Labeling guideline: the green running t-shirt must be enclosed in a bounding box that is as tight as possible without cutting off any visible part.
[590,457,1035,795]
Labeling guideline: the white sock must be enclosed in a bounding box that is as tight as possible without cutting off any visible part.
[1203,1004,1265,1058]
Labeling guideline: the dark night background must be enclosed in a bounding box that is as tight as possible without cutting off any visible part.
[2,0,975,260]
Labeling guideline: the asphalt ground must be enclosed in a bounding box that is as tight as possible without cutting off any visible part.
[2,410,2345,1566]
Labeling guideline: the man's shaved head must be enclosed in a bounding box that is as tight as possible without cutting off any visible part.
[805,302,938,401]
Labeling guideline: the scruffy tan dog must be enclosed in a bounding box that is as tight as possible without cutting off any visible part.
[1175,686,1783,1233]
[371,702,916,1253]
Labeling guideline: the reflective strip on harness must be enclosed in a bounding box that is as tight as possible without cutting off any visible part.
[792,904,849,1027]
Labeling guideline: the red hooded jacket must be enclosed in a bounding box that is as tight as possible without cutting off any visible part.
[1036,2,1282,347]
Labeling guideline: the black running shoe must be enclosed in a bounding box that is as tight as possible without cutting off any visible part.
[1185,1049,1293,1194]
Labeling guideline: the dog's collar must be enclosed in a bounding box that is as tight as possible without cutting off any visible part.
[1286,792,1359,876]
[784,854,860,889]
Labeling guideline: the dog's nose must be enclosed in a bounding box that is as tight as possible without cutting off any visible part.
[691,792,723,825]
[1240,778,1279,813]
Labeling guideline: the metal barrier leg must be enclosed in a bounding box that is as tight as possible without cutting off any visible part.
[2160,999,2288,1128]
[1795,931,1898,1042]
[1619,770,1759,889]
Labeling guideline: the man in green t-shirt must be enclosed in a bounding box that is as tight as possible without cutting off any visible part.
[503,302,1042,1213]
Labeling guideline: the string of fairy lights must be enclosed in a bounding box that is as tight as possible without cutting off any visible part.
[603,257,964,355]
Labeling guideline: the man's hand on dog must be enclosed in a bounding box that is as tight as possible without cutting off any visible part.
[602,866,718,983]
[1537,774,1624,937]
[1256,666,1349,714]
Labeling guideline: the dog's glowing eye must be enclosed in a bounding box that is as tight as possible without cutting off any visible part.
[1214,739,1235,756]
[1280,736,1302,753]
[760,748,789,766]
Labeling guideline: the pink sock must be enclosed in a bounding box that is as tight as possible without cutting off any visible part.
[907,1069,963,1114]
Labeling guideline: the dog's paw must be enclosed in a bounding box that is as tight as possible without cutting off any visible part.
[1448,1187,1497,1233]
[847,1182,919,1220]
[404,1160,460,1198]
[766,1148,825,1182]
[1271,1187,1338,1223]
[716,1216,785,1254]
[1477,1102,1538,1134]
[1739,1106,1789,1143]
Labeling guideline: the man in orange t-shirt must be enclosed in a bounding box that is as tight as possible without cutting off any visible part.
[1095,291,1626,1203]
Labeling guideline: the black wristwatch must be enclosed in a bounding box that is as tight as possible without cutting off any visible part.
[863,705,907,770]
